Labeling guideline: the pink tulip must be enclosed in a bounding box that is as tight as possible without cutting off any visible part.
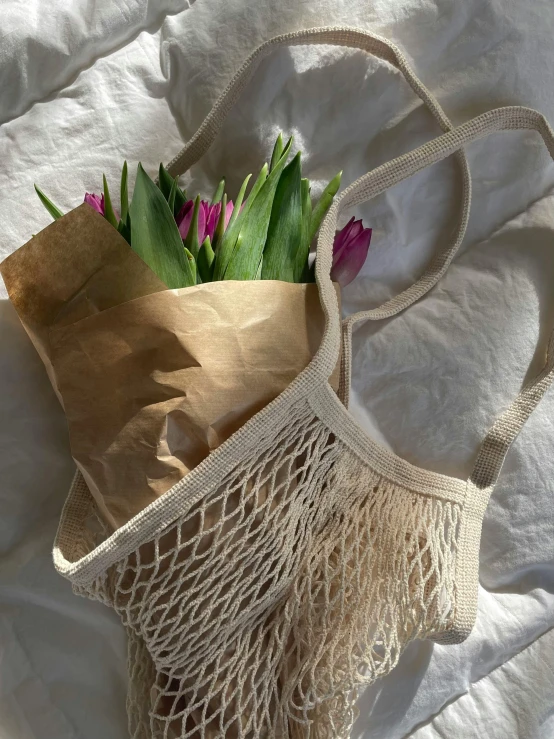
[331,217,372,286]
[84,193,105,215]
[177,199,234,242]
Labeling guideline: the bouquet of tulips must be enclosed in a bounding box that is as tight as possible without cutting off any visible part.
[2,133,371,530]
[35,133,371,288]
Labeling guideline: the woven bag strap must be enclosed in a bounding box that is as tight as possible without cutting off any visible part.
[322,106,554,489]
[469,331,554,489]
[164,27,471,200]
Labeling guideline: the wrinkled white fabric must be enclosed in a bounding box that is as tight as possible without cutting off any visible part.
[408,627,554,739]
[1,0,553,737]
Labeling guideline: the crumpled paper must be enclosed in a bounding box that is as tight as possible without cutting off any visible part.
[1,203,339,529]
[0,204,166,402]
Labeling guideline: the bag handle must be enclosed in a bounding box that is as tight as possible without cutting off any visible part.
[470,332,554,490]
[316,106,554,489]
[165,27,470,197]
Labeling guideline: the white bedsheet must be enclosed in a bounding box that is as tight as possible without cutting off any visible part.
[1,1,554,737]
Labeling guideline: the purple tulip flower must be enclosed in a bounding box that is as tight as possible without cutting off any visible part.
[331,217,372,286]
[84,192,105,215]
[177,199,234,242]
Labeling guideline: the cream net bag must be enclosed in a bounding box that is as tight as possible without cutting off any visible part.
[53,27,554,739]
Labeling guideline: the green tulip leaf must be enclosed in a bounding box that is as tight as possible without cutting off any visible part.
[130,163,195,288]
[211,177,225,204]
[309,170,342,244]
[224,137,293,280]
[158,163,174,200]
[295,177,312,282]
[168,177,178,215]
[117,219,131,245]
[157,164,186,216]
[103,174,118,228]
[197,236,215,282]
[34,185,63,220]
[184,246,197,284]
[173,184,187,218]
[226,173,251,231]
[212,165,268,280]
[183,195,201,261]
[120,161,129,224]
[212,193,227,251]
[269,132,284,172]
[261,152,302,282]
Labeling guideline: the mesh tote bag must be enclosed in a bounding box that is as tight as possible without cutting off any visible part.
[53,26,553,739]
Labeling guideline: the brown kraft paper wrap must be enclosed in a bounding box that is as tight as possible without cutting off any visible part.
[0,204,166,401]
[1,204,340,530]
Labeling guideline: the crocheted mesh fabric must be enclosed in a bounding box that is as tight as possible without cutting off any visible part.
[73,398,462,739]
